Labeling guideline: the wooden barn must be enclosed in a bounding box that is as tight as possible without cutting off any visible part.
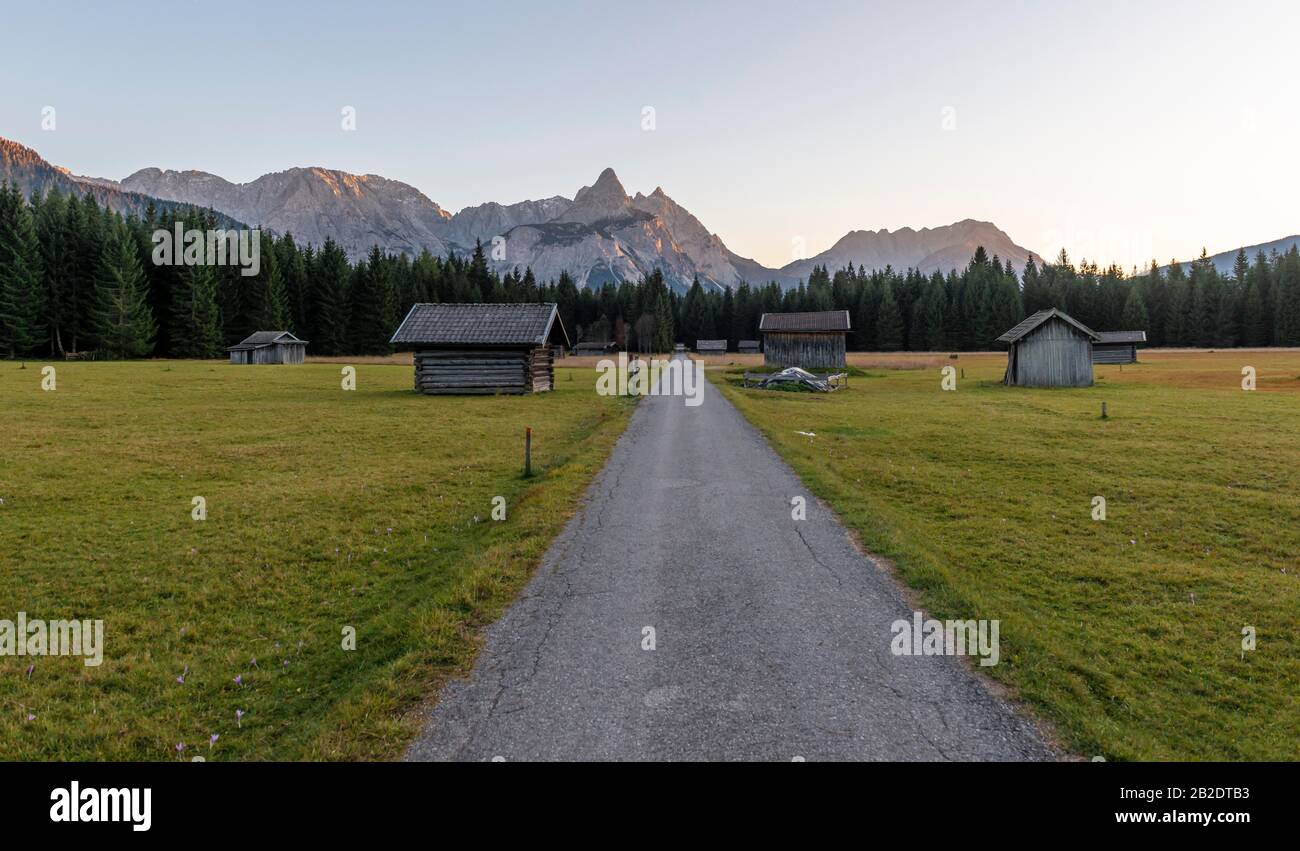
[997,308,1099,387]
[572,340,617,356]
[759,310,850,369]
[1092,330,1146,364]
[695,339,727,355]
[389,302,570,395]
[737,340,761,354]
[226,331,308,364]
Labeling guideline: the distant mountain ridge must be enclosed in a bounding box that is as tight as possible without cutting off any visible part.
[778,220,1043,281]
[1164,236,1300,276]
[120,166,455,261]
[0,136,241,225]
[3,133,1047,289]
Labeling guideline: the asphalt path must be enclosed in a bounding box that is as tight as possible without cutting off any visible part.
[407,359,1053,761]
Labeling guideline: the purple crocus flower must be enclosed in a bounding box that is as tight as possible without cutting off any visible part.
[236,709,244,727]
[209,733,219,748]
[234,674,243,686]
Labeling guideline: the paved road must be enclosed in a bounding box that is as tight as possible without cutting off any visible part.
[407,360,1054,761]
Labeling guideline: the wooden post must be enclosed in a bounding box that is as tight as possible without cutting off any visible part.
[524,427,533,477]
[1101,402,1108,419]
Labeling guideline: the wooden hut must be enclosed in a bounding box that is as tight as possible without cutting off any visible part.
[226,331,308,364]
[737,340,761,354]
[389,303,570,395]
[695,339,727,355]
[759,310,850,369]
[1092,330,1146,364]
[997,308,1099,387]
[572,341,617,356]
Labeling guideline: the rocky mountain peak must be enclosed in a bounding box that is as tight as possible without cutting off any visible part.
[559,168,635,225]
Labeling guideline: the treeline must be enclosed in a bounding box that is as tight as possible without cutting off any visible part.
[3,182,1299,358]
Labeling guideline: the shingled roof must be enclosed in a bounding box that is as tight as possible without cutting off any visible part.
[759,310,852,333]
[1095,330,1147,344]
[996,308,1099,344]
[226,331,307,352]
[390,303,569,347]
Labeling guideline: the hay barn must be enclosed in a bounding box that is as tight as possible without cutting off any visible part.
[1092,330,1146,364]
[759,310,850,369]
[737,340,761,354]
[571,341,618,356]
[390,303,570,395]
[695,339,727,354]
[226,331,308,364]
[997,308,1099,387]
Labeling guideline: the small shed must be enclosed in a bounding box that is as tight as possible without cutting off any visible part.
[227,331,308,364]
[737,340,761,354]
[759,310,850,369]
[1092,330,1146,364]
[695,339,727,355]
[572,341,617,356]
[997,308,1099,387]
[389,302,570,395]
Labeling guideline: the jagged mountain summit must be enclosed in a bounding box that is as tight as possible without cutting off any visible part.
[1,133,1046,289]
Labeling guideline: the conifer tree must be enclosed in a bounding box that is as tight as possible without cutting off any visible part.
[0,184,48,357]
[93,223,156,358]
[876,281,903,350]
[170,263,224,358]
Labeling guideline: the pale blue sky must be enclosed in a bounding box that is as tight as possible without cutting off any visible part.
[2,0,1296,270]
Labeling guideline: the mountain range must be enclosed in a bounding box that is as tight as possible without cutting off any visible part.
[1164,235,1300,277]
[40,133,1300,291]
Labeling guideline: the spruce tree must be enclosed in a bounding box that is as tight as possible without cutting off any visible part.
[171,263,224,358]
[0,184,48,357]
[876,282,904,350]
[93,223,156,358]
[349,246,395,354]
[1121,285,1149,333]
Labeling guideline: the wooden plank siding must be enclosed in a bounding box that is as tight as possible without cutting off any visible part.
[762,332,846,369]
[1093,343,1138,364]
[1005,316,1094,387]
[228,342,306,364]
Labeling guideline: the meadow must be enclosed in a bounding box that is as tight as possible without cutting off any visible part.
[713,349,1300,760]
[0,360,634,760]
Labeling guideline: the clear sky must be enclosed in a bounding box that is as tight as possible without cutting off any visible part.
[2,0,1296,270]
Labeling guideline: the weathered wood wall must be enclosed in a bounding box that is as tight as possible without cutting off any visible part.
[1092,343,1137,364]
[762,332,846,368]
[413,347,554,395]
[1006,317,1093,386]
[230,343,306,365]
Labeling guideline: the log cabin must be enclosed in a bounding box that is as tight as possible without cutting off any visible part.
[390,303,570,395]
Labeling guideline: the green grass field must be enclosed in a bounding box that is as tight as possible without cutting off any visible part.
[713,350,1300,761]
[0,360,634,760]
